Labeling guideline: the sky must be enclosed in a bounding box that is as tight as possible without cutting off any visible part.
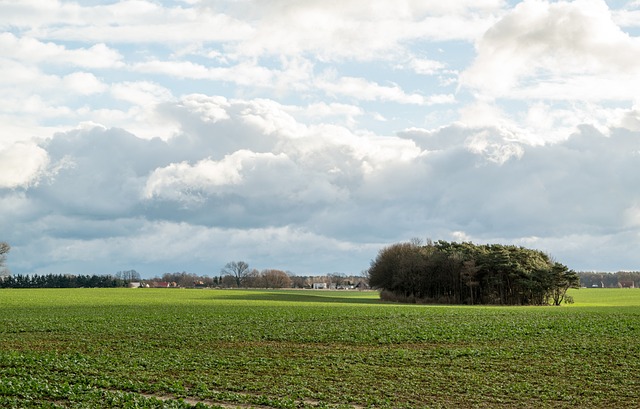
[1,0,640,278]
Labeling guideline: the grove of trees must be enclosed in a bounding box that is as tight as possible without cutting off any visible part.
[368,240,579,305]
[216,263,294,289]
[115,269,141,281]
[0,273,128,288]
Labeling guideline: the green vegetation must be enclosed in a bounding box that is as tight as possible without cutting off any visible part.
[1,288,639,408]
[0,273,129,288]
[577,271,640,288]
[369,240,579,305]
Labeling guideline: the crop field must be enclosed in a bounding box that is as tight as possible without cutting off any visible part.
[0,288,638,408]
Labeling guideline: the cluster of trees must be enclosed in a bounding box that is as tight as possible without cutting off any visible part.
[368,240,579,305]
[148,271,217,287]
[219,261,292,288]
[115,270,141,281]
[577,271,640,288]
[0,273,129,288]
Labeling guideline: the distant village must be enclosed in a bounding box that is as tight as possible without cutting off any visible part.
[0,268,370,290]
[130,270,370,290]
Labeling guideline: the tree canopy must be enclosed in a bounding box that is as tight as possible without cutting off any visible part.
[0,273,127,288]
[368,240,579,305]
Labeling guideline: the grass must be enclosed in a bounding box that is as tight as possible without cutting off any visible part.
[0,288,638,408]
[565,288,640,307]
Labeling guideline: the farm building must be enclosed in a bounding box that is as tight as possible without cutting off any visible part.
[152,281,178,288]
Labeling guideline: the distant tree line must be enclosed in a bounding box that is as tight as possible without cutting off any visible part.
[149,265,366,289]
[0,241,366,290]
[0,268,366,290]
[577,271,640,288]
[0,273,128,288]
[368,240,579,305]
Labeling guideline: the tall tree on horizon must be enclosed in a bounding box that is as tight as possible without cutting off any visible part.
[0,242,10,277]
[221,261,251,288]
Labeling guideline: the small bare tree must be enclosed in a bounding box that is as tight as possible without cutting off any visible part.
[0,242,10,278]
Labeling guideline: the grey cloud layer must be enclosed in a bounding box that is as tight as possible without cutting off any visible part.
[4,96,639,274]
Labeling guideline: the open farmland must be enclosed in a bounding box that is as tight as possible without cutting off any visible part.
[0,288,638,408]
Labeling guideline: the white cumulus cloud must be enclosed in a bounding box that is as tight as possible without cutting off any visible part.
[0,143,49,188]
[461,0,640,100]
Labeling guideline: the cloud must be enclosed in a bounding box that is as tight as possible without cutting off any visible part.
[612,2,640,28]
[231,0,504,59]
[0,58,57,90]
[110,81,173,106]
[619,107,640,131]
[5,94,638,275]
[0,33,124,68]
[10,220,377,276]
[63,72,107,95]
[0,143,49,188]
[11,1,252,44]
[140,95,423,228]
[290,102,364,127]
[32,126,167,219]
[131,60,284,88]
[2,0,640,277]
[400,124,640,242]
[143,151,264,201]
[5,0,502,60]
[132,59,455,106]
[402,57,447,75]
[461,0,640,100]
[315,74,454,105]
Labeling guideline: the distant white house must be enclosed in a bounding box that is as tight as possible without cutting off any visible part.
[312,282,327,289]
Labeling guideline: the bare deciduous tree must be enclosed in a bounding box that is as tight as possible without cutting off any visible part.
[0,242,10,278]
[221,261,250,287]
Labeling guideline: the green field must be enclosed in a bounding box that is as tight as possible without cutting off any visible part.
[0,288,638,408]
